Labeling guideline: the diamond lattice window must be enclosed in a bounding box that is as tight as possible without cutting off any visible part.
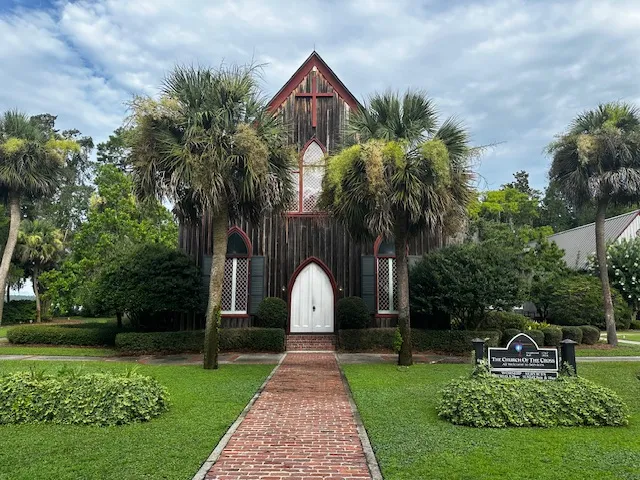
[376,239,398,314]
[289,140,326,213]
[221,230,250,315]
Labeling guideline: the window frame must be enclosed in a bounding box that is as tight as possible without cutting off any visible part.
[287,138,328,215]
[221,227,252,316]
[375,237,399,315]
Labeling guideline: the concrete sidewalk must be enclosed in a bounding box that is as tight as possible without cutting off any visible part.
[1,351,640,364]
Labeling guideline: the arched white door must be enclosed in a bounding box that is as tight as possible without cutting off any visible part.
[290,262,334,333]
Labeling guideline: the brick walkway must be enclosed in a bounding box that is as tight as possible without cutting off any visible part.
[205,353,372,480]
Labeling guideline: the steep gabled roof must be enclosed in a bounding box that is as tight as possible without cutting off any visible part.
[268,51,360,112]
[548,209,640,269]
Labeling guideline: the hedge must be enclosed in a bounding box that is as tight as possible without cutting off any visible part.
[0,369,168,426]
[579,325,600,345]
[541,327,563,347]
[7,324,121,346]
[482,311,528,331]
[2,300,36,324]
[630,320,640,330]
[115,328,285,354]
[438,366,628,427]
[337,328,501,354]
[336,297,371,329]
[561,326,583,344]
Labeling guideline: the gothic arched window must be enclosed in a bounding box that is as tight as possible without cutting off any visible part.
[375,238,398,314]
[221,228,251,315]
[289,139,326,213]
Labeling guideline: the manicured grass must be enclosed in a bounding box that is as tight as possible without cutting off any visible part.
[51,316,116,324]
[576,342,640,357]
[344,362,640,480]
[0,345,117,356]
[0,361,272,480]
[617,331,640,342]
[0,327,7,338]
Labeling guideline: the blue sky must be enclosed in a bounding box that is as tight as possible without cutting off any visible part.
[1,0,639,190]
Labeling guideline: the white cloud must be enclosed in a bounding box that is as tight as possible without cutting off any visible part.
[0,0,639,190]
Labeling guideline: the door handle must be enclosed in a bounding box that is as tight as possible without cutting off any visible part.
[312,306,316,312]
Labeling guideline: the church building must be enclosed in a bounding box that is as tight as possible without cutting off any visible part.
[179,52,444,334]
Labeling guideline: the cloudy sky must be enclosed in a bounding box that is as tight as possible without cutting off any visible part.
[1,0,639,190]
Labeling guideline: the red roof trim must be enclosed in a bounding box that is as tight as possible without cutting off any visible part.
[268,51,360,112]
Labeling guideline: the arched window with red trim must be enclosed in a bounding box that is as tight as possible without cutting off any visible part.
[221,228,251,315]
[375,238,398,314]
[289,138,326,213]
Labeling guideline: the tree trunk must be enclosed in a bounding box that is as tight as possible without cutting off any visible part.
[394,219,412,366]
[0,195,21,328]
[203,207,229,369]
[596,198,617,346]
[33,268,41,323]
[116,311,123,328]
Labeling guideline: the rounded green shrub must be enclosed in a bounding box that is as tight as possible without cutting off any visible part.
[579,325,600,345]
[256,297,288,329]
[546,274,631,329]
[630,319,640,330]
[501,328,521,347]
[336,297,371,329]
[438,366,628,427]
[561,326,583,344]
[0,369,169,426]
[523,329,545,347]
[483,311,527,331]
[541,327,563,347]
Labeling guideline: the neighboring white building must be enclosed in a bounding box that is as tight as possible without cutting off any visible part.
[548,209,640,270]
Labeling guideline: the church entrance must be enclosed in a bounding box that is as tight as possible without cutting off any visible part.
[289,260,334,333]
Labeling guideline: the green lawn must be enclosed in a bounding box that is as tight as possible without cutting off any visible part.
[344,362,640,480]
[0,361,272,480]
[576,342,640,357]
[618,331,640,342]
[0,326,7,338]
[0,345,117,356]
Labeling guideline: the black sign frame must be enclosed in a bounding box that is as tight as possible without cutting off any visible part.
[487,333,559,380]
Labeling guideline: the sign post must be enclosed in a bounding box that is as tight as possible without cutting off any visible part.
[487,333,559,380]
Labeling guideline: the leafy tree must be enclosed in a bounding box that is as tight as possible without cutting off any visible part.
[470,187,539,227]
[0,110,77,326]
[549,102,640,345]
[502,170,541,197]
[129,64,295,369]
[321,90,478,365]
[97,126,131,172]
[409,241,526,329]
[40,165,177,315]
[588,238,640,320]
[94,244,204,329]
[16,220,64,322]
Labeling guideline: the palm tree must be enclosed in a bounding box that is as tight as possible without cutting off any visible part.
[549,102,640,346]
[129,65,295,369]
[321,91,478,366]
[0,111,75,326]
[16,219,64,322]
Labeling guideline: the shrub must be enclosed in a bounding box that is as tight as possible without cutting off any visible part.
[336,297,370,329]
[337,328,501,354]
[522,329,545,347]
[94,244,205,331]
[546,274,631,329]
[630,320,640,330]
[482,311,527,331]
[2,300,36,324]
[579,325,600,345]
[561,326,583,344]
[0,368,168,426]
[7,324,121,346]
[501,328,521,347]
[410,242,525,329]
[438,366,628,427]
[255,298,288,329]
[115,328,285,354]
[541,327,563,347]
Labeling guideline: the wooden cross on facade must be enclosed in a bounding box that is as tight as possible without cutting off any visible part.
[296,68,333,128]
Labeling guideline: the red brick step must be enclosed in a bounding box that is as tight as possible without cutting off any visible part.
[286,334,336,351]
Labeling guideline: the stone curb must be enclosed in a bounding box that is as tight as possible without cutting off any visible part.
[336,353,383,480]
[191,352,287,480]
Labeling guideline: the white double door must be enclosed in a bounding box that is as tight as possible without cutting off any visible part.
[290,262,334,333]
